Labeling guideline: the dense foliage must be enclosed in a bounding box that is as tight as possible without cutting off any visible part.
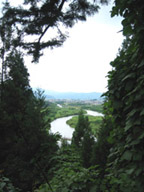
[99,0,144,191]
[0,51,58,191]
[0,176,20,192]
[35,145,100,192]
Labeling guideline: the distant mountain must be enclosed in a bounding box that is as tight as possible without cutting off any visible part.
[43,90,103,100]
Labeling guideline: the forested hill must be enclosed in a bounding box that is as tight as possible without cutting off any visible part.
[44,90,102,100]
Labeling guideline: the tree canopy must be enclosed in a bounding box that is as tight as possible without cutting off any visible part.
[0,50,59,192]
[1,0,108,62]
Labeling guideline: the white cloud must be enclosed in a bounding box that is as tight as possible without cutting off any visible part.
[1,0,124,93]
[26,10,123,93]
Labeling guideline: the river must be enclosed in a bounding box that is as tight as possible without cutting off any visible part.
[86,110,103,117]
[50,115,75,139]
[50,110,103,140]
[57,104,62,108]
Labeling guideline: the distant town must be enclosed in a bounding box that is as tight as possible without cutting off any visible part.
[47,98,103,105]
[43,90,104,103]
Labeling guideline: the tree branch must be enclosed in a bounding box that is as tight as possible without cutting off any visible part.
[38,0,67,44]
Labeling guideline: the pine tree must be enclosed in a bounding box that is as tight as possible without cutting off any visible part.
[0,50,58,191]
[1,0,108,62]
[72,110,86,147]
[72,111,95,167]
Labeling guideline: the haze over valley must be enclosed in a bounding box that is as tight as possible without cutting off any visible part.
[42,90,103,101]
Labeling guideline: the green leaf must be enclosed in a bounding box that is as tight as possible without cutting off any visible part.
[138,60,144,68]
[130,139,140,146]
[123,25,133,36]
[113,101,121,109]
[139,132,144,140]
[90,185,97,192]
[135,168,142,176]
[0,182,6,189]
[125,81,134,91]
[126,168,135,175]
[121,150,132,161]
[140,108,144,116]
[122,73,135,82]
[134,119,141,126]
[133,153,142,161]
[125,120,133,131]
[127,109,137,118]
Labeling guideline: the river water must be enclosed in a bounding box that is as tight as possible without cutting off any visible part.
[50,115,75,139]
[57,104,62,108]
[50,110,103,139]
[86,110,103,117]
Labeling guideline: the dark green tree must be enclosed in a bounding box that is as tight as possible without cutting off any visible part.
[0,50,58,191]
[72,111,95,167]
[72,110,86,147]
[0,1,23,100]
[81,116,95,168]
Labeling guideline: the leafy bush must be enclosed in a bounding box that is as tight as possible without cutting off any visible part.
[0,176,20,192]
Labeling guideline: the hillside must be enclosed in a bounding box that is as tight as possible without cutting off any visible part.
[44,90,102,100]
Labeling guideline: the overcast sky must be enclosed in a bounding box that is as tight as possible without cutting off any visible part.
[2,0,124,93]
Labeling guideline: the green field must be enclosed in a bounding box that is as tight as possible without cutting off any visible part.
[67,115,103,137]
[67,102,103,113]
[47,101,103,122]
